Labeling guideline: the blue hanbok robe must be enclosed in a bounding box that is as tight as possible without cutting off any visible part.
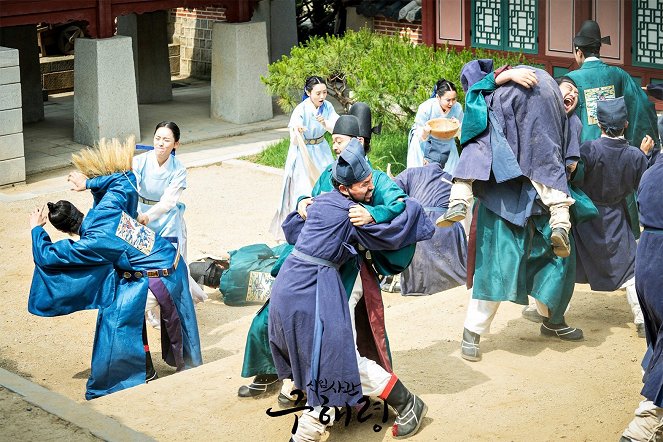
[393,163,467,295]
[635,155,663,405]
[573,137,648,290]
[29,172,202,400]
[407,99,463,174]
[268,192,434,407]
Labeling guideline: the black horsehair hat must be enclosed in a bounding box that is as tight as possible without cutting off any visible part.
[573,20,611,47]
[349,102,381,140]
[332,115,361,138]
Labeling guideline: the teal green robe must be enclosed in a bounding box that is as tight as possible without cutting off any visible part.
[566,59,659,148]
[472,205,575,324]
[567,59,660,239]
[241,163,412,377]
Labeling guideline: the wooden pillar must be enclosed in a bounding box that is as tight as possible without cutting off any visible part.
[421,0,436,47]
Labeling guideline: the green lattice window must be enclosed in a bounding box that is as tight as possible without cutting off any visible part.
[632,0,663,69]
[471,0,538,54]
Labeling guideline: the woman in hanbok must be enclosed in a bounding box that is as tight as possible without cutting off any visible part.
[29,138,202,400]
[133,121,207,327]
[406,79,463,173]
[269,76,339,240]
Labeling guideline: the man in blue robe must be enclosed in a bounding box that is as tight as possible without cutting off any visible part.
[239,110,410,401]
[393,138,467,295]
[620,154,663,441]
[28,142,202,400]
[573,97,652,338]
[268,140,434,441]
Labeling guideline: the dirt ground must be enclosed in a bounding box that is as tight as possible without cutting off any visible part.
[0,161,649,441]
[0,387,100,441]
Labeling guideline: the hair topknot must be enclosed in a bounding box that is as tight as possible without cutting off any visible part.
[47,200,84,235]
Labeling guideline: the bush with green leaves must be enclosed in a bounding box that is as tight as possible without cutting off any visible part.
[244,130,409,177]
[262,29,526,132]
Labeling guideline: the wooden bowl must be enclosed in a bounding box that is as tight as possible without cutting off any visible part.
[427,117,459,140]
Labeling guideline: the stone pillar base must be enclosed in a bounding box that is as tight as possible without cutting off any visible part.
[74,36,140,146]
[211,21,273,124]
[0,25,44,123]
[0,46,26,185]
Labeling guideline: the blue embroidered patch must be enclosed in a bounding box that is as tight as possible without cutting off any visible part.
[115,212,155,255]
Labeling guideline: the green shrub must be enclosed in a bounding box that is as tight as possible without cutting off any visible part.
[368,130,408,176]
[262,29,527,132]
[245,130,409,177]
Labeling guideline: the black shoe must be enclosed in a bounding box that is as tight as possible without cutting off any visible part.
[636,323,646,339]
[237,374,279,398]
[551,228,571,258]
[146,368,158,383]
[436,204,467,227]
[461,328,481,362]
[522,306,546,323]
[189,257,227,288]
[540,320,584,341]
[384,379,428,439]
[145,350,158,382]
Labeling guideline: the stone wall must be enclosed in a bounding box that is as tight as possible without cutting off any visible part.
[169,7,227,79]
[0,46,25,186]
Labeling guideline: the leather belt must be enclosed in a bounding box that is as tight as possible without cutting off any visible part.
[120,247,180,280]
[304,135,325,145]
[139,195,159,206]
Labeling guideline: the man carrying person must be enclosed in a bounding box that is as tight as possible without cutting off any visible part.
[440,60,587,361]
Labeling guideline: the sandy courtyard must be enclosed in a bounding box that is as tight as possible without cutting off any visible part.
[0,161,649,441]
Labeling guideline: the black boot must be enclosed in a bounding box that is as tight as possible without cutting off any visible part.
[145,350,158,382]
[143,321,158,382]
[384,379,428,439]
[237,374,279,398]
